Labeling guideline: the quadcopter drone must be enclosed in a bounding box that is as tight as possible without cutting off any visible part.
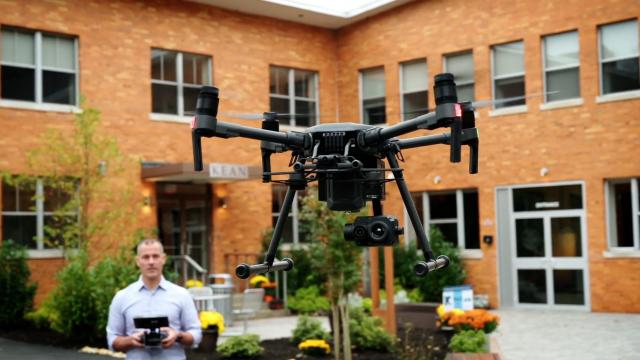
[191,73,479,279]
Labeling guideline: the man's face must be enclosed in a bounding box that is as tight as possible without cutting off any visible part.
[136,243,166,280]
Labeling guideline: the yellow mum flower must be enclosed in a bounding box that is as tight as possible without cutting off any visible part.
[185,279,203,288]
[299,339,330,354]
[249,275,270,287]
[199,311,225,333]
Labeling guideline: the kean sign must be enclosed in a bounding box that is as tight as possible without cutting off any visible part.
[442,285,474,311]
[209,163,249,180]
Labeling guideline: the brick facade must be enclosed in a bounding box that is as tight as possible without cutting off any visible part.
[0,0,638,312]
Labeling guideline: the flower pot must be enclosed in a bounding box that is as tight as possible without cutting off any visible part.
[199,328,218,353]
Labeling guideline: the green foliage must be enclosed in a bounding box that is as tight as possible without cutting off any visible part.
[449,330,487,353]
[0,240,37,326]
[383,228,466,302]
[393,324,440,360]
[287,286,331,315]
[348,306,394,352]
[217,334,264,358]
[292,315,331,345]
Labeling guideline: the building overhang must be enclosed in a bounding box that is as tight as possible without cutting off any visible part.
[141,162,262,183]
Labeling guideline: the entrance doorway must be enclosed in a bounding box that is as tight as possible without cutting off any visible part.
[497,182,589,310]
[156,183,212,270]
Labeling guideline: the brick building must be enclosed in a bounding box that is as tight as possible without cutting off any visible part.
[0,0,638,312]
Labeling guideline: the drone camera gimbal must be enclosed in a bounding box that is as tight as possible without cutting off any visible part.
[191,73,479,279]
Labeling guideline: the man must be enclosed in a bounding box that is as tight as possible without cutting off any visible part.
[107,239,202,359]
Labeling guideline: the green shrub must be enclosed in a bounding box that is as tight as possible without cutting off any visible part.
[449,330,486,353]
[287,286,331,315]
[349,307,394,352]
[292,315,331,345]
[0,240,37,327]
[217,334,263,358]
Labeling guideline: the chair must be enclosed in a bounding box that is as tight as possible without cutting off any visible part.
[232,288,264,333]
[188,287,216,312]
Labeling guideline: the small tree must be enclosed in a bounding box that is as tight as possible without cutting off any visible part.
[0,240,37,327]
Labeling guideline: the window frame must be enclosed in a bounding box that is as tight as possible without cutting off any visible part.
[150,48,212,119]
[399,58,428,121]
[542,30,581,103]
[271,185,308,247]
[0,27,79,111]
[268,65,319,128]
[359,66,386,125]
[597,19,640,97]
[491,40,526,110]
[605,178,640,252]
[443,50,475,103]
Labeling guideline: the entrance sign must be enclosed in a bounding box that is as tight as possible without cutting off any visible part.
[443,285,473,311]
[209,163,249,179]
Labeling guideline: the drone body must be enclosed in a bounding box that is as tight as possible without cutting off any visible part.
[191,73,479,279]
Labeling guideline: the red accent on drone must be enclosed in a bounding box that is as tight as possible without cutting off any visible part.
[455,103,462,117]
[191,116,196,129]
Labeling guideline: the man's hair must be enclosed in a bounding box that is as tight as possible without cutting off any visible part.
[136,238,165,255]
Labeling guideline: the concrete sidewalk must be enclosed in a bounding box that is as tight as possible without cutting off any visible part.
[492,309,640,360]
[218,315,330,343]
[0,337,113,360]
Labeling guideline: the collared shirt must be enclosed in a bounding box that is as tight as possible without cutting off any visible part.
[106,276,202,360]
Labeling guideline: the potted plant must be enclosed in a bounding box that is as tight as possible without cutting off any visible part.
[198,310,225,352]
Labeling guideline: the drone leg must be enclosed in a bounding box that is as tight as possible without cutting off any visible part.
[235,185,297,279]
[385,152,450,276]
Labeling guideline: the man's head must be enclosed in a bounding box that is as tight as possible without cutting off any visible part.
[136,239,166,281]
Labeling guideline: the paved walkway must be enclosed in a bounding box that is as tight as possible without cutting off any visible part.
[492,309,640,360]
[0,337,112,360]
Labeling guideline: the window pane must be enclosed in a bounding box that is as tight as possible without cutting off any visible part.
[294,100,316,127]
[456,83,475,103]
[544,31,579,68]
[17,182,36,212]
[183,53,209,85]
[152,83,177,114]
[362,97,385,125]
[401,60,427,93]
[44,185,73,212]
[362,67,385,99]
[294,70,316,98]
[402,90,428,120]
[493,41,524,77]
[1,66,35,101]
[272,215,294,243]
[464,191,480,249]
[516,218,544,257]
[272,184,290,213]
[602,58,640,95]
[42,35,75,70]
[553,269,584,305]
[600,20,638,60]
[270,66,289,95]
[183,86,200,116]
[270,97,290,125]
[613,182,633,247]
[494,76,525,108]
[152,50,177,82]
[2,215,37,249]
[429,193,456,219]
[151,49,163,80]
[43,71,75,104]
[513,185,582,212]
[546,68,580,101]
[551,217,582,257]
[518,269,547,304]
[433,223,457,246]
[2,181,17,211]
[445,52,474,84]
[44,215,73,248]
[2,29,34,65]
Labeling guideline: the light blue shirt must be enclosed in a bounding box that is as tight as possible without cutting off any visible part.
[106,276,202,360]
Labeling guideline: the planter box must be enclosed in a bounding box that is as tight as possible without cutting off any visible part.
[395,302,439,330]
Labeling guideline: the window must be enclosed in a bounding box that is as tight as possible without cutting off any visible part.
[444,52,475,103]
[1,27,77,105]
[2,178,77,252]
[271,184,309,245]
[151,49,211,116]
[269,66,318,127]
[360,67,386,125]
[606,178,640,249]
[543,31,580,102]
[400,59,428,121]
[599,20,640,95]
[492,41,525,109]
[405,189,480,250]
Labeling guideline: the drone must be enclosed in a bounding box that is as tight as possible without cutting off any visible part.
[191,73,479,279]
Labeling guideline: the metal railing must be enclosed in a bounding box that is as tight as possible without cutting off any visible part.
[169,255,207,285]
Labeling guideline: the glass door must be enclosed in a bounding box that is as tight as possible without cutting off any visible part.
[511,184,588,309]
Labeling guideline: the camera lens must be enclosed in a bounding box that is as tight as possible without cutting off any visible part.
[369,221,388,242]
[354,226,367,239]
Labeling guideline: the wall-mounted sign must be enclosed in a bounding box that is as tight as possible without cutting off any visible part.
[209,163,249,179]
[535,201,560,209]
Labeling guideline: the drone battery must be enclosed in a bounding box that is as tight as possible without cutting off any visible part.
[326,177,364,211]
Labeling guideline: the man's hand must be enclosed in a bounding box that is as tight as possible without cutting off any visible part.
[112,331,144,352]
[160,327,180,348]
[129,332,145,348]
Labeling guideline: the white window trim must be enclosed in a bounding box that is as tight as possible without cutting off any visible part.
[443,51,475,102]
[150,50,212,118]
[359,67,386,125]
[596,89,640,103]
[0,29,79,107]
[604,178,640,252]
[542,31,581,104]
[399,59,428,121]
[491,41,526,110]
[269,67,319,129]
[597,20,640,96]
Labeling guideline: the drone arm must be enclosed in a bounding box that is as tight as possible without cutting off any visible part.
[214,121,307,147]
